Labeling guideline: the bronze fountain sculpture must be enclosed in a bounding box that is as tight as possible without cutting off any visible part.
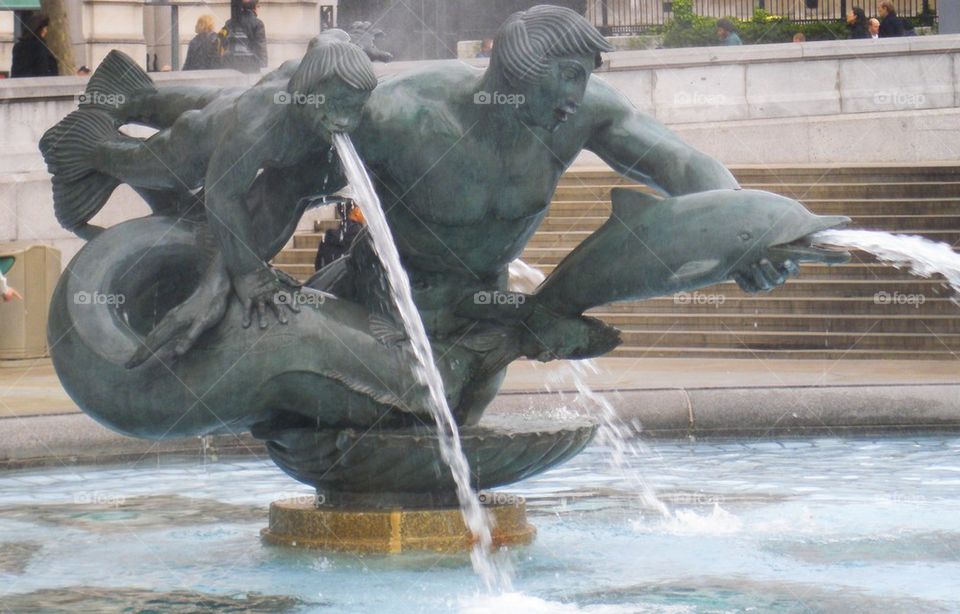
[40,7,848,549]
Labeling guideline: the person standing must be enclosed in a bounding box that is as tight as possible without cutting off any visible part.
[846,7,870,39]
[716,19,742,46]
[224,0,267,68]
[879,1,905,37]
[868,18,881,39]
[183,15,221,70]
[10,14,59,78]
[0,257,22,302]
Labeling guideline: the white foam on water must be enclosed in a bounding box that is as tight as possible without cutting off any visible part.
[333,134,509,591]
[813,229,960,300]
[657,503,743,535]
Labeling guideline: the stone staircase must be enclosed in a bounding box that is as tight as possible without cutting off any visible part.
[274,165,960,360]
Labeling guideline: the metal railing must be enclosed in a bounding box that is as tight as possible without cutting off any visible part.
[587,0,937,34]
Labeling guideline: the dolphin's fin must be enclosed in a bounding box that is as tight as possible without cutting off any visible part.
[369,313,407,347]
[610,188,662,219]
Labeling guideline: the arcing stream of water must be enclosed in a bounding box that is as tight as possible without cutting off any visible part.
[813,229,960,298]
[332,134,509,591]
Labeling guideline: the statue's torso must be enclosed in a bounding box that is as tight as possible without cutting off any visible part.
[355,66,585,279]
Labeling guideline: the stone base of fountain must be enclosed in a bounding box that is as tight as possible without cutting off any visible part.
[260,499,535,553]
[254,410,594,552]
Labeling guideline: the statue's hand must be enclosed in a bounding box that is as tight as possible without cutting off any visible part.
[234,267,301,330]
[732,257,800,293]
[126,261,232,368]
[732,234,850,293]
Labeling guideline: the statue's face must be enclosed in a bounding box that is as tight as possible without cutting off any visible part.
[516,54,595,132]
[293,78,371,138]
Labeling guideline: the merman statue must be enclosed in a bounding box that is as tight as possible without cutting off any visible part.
[39,8,848,501]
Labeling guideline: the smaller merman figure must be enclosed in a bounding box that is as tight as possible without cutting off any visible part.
[40,30,377,364]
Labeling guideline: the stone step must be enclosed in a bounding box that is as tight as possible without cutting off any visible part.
[274,263,315,279]
[592,312,960,334]
[614,329,960,352]
[559,165,960,186]
[543,214,960,232]
[547,198,960,216]
[552,182,960,201]
[594,296,960,316]
[610,345,959,360]
[273,248,318,265]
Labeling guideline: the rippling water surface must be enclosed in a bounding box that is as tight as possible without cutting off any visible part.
[1,436,959,613]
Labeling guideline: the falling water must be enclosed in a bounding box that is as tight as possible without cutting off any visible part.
[511,262,673,519]
[332,134,508,590]
[813,229,960,299]
[549,360,672,517]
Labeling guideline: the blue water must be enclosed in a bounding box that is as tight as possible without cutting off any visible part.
[1,436,959,612]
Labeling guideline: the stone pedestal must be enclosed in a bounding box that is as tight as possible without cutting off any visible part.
[261,499,535,553]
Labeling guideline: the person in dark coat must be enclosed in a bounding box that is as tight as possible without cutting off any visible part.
[183,15,220,70]
[846,7,869,39]
[878,1,905,37]
[10,14,59,78]
[225,0,268,67]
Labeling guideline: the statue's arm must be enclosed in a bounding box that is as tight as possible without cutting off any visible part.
[583,78,739,195]
[204,139,266,280]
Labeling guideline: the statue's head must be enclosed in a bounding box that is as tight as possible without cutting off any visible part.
[286,33,378,137]
[488,5,613,132]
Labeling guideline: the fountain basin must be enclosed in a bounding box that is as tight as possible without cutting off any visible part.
[253,409,597,507]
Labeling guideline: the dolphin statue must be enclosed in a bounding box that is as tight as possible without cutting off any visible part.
[535,188,850,316]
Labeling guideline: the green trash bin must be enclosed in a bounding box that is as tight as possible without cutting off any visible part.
[0,244,61,360]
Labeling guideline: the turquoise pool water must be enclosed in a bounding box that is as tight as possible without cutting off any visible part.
[1,436,959,612]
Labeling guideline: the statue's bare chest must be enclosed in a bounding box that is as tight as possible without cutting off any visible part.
[390,137,564,224]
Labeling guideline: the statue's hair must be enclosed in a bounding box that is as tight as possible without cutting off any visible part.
[490,5,614,85]
[289,35,378,94]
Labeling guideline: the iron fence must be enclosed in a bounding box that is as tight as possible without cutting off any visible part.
[587,0,937,34]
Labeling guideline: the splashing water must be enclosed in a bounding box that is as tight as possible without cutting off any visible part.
[333,134,508,590]
[813,229,960,301]
[548,360,670,518]
[551,361,748,533]
[507,259,546,294]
